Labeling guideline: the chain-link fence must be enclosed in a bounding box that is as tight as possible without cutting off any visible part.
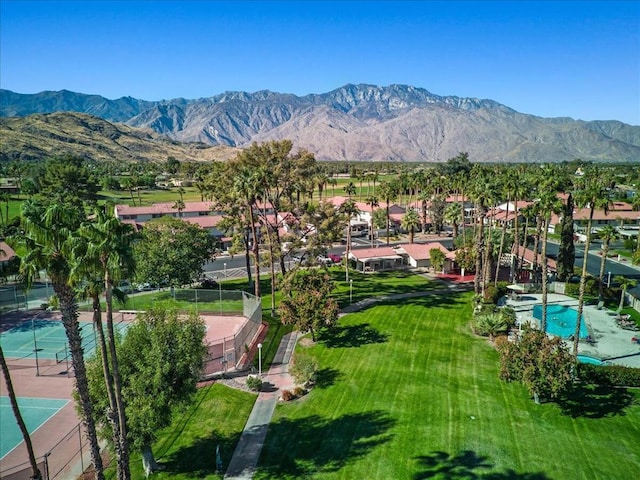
[202,290,263,376]
[0,422,94,480]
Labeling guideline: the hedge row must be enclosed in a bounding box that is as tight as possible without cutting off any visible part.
[577,363,640,387]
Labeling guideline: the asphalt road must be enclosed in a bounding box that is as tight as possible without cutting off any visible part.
[203,237,640,282]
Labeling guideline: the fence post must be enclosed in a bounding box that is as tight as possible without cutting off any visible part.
[44,452,51,480]
[78,424,84,474]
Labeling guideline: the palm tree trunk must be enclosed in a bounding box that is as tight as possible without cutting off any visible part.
[104,280,131,480]
[494,199,510,286]
[598,240,609,301]
[248,205,261,297]
[55,282,105,480]
[540,216,550,332]
[92,296,124,479]
[0,345,42,480]
[573,211,594,356]
[385,200,390,246]
[243,230,253,288]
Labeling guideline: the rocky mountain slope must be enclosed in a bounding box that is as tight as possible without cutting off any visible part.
[0,112,239,163]
[2,84,639,162]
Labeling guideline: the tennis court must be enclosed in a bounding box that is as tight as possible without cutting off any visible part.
[0,396,69,459]
[0,317,129,363]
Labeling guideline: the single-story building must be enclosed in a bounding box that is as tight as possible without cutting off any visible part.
[347,247,404,272]
[396,242,454,272]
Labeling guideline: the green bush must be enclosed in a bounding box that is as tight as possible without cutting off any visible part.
[246,375,263,392]
[577,364,640,387]
[290,352,318,386]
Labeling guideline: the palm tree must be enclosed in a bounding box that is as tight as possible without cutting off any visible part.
[469,167,494,296]
[572,169,612,355]
[20,200,105,480]
[343,181,356,199]
[0,345,42,479]
[77,205,136,480]
[615,276,637,313]
[536,185,563,333]
[597,225,618,301]
[365,195,379,247]
[328,177,338,197]
[444,202,462,242]
[339,199,360,282]
[377,180,399,245]
[401,208,421,244]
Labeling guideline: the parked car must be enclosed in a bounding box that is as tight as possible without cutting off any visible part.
[328,254,343,264]
[317,255,334,266]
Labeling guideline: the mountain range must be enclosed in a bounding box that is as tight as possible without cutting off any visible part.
[1,84,639,163]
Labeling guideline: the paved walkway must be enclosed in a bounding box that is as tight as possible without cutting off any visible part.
[224,331,299,479]
[223,278,473,478]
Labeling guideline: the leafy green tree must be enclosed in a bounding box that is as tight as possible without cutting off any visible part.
[165,156,180,174]
[36,155,99,207]
[0,345,42,479]
[279,270,339,341]
[498,329,574,404]
[86,307,207,475]
[429,248,446,273]
[133,216,217,288]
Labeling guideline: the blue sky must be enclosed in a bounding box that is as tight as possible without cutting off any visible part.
[1,0,639,124]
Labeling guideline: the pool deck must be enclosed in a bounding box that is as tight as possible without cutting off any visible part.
[505,293,640,368]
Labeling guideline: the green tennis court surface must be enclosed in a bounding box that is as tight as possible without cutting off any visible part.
[0,318,128,361]
[0,396,69,458]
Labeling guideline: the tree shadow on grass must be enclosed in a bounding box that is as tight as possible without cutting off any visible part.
[256,410,395,478]
[159,430,240,477]
[314,366,342,388]
[319,322,388,348]
[413,450,551,479]
[557,384,636,418]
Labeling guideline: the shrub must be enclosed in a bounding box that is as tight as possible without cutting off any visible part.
[483,284,500,304]
[577,364,640,387]
[281,389,295,401]
[290,352,318,386]
[500,307,517,330]
[499,330,574,402]
[472,313,508,340]
[246,375,263,392]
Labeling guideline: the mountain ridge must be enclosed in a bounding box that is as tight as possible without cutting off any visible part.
[1,84,639,162]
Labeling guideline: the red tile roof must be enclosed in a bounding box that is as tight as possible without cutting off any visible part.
[400,242,451,260]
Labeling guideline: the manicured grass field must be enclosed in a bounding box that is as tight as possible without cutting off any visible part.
[115,383,256,479]
[255,292,640,479]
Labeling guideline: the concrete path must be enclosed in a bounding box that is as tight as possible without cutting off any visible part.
[223,278,473,478]
[224,331,299,479]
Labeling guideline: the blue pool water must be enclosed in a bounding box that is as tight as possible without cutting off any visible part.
[532,304,589,339]
[577,355,604,365]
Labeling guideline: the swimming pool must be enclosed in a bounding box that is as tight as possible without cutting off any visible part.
[577,355,604,365]
[532,304,589,339]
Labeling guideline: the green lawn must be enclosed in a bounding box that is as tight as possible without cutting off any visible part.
[255,292,640,479]
[114,383,256,479]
